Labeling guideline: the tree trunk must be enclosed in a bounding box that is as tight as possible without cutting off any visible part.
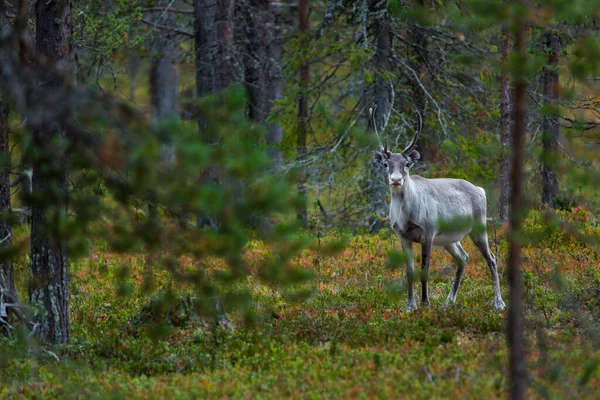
[499,24,511,222]
[29,0,71,345]
[0,2,13,297]
[541,30,560,208]
[266,7,284,168]
[242,0,278,231]
[297,0,309,227]
[129,56,138,101]
[368,0,391,233]
[215,1,235,90]
[507,1,528,398]
[195,0,235,140]
[0,86,12,296]
[410,0,430,161]
[194,0,235,229]
[150,1,178,165]
[244,0,268,124]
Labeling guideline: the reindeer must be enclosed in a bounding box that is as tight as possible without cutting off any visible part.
[372,112,506,312]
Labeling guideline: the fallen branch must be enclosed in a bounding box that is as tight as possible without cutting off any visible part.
[0,286,30,338]
[43,349,60,362]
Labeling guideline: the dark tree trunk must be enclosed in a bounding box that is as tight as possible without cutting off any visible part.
[265,7,284,168]
[195,0,217,112]
[368,0,391,233]
[29,0,71,345]
[297,0,309,227]
[194,0,235,229]
[214,1,235,90]
[244,0,268,124]
[195,0,235,140]
[0,2,13,297]
[0,98,11,295]
[0,89,12,296]
[243,0,280,231]
[541,30,560,208]
[499,24,511,222]
[150,1,178,165]
[507,2,528,398]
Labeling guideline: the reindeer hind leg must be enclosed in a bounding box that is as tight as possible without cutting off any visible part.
[469,232,506,311]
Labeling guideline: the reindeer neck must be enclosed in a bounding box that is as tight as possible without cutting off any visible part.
[391,174,416,204]
[388,174,418,232]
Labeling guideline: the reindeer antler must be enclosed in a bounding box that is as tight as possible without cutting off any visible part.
[402,111,422,154]
[370,106,387,153]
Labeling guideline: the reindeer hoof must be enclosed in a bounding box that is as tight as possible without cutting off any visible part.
[494,299,506,311]
[444,294,456,309]
[405,300,417,313]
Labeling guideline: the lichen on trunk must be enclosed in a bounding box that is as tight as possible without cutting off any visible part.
[28,0,72,345]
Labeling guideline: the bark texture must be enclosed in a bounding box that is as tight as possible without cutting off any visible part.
[410,0,430,161]
[265,7,284,168]
[195,0,235,140]
[368,0,391,233]
[150,1,178,165]
[507,2,528,397]
[243,0,268,124]
[541,30,560,208]
[0,2,13,296]
[150,21,177,120]
[29,0,71,344]
[499,24,511,222]
[0,88,11,295]
[194,0,235,228]
[297,0,309,227]
[241,0,282,230]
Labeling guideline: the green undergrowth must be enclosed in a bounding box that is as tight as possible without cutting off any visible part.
[1,210,600,398]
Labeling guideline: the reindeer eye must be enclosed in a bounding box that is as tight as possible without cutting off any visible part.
[383,162,389,169]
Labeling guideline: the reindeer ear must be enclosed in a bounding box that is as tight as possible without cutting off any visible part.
[406,150,420,167]
[372,150,386,165]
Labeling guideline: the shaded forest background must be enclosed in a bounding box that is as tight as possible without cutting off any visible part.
[20,0,598,228]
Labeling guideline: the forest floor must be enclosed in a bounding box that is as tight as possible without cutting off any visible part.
[1,209,600,399]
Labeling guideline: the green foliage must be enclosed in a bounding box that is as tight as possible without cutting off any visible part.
[437,132,498,182]
[522,207,600,249]
[73,0,147,87]
[0,83,316,345]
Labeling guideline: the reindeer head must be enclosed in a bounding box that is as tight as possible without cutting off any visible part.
[372,112,422,190]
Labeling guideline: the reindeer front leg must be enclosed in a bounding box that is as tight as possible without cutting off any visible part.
[401,238,417,312]
[421,237,433,306]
